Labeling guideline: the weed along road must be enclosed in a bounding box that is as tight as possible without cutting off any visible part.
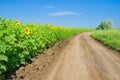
[47,33,120,80]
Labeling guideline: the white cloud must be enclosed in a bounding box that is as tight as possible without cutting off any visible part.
[48,11,79,16]
[43,5,55,8]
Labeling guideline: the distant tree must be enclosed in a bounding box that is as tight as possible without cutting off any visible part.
[96,20,114,30]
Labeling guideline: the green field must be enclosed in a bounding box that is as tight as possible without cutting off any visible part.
[92,29,120,51]
[0,18,93,78]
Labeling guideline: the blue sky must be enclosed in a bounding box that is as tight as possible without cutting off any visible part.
[0,0,120,28]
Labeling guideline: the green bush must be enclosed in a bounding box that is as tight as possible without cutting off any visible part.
[96,20,113,30]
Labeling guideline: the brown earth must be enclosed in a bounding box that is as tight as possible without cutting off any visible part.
[6,33,120,80]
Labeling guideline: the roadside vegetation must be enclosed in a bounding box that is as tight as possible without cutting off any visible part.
[92,29,120,50]
[92,19,120,51]
[0,17,93,79]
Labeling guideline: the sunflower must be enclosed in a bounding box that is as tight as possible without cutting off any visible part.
[24,27,30,35]
[16,20,20,26]
[51,26,55,30]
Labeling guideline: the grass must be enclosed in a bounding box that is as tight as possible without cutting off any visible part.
[92,29,120,51]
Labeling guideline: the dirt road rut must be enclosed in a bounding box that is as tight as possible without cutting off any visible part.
[47,33,120,80]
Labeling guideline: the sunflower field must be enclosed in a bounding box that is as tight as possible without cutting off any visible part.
[0,17,93,78]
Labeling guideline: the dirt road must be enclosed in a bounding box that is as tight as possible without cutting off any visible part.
[47,33,120,80]
[9,33,120,80]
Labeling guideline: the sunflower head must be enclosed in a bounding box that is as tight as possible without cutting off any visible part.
[51,26,55,30]
[24,27,30,35]
[16,20,20,26]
